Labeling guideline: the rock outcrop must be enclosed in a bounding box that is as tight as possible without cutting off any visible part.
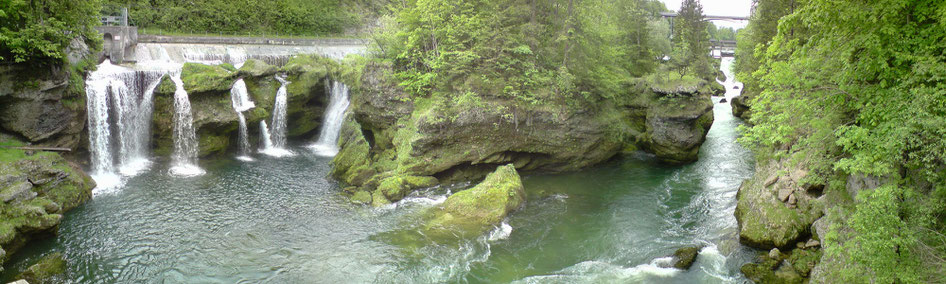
[425,164,525,238]
[0,148,95,268]
[734,160,824,250]
[668,246,702,270]
[332,63,717,205]
[151,58,332,157]
[730,94,751,120]
[0,66,88,152]
[14,252,67,284]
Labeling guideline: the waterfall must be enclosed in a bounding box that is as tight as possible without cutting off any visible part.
[85,61,164,189]
[309,80,351,157]
[168,72,204,176]
[259,121,273,150]
[259,76,293,157]
[230,79,255,160]
[271,76,289,148]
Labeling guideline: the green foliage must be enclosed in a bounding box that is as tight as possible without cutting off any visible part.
[669,0,714,78]
[103,0,377,37]
[0,0,103,66]
[706,22,737,41]
[376,0,670,105]
[737,0,946,281]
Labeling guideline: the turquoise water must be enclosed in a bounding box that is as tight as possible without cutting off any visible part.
[2,60,754,283]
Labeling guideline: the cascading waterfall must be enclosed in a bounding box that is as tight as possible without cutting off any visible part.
[309,80,351,157]
[168,72,204,176]
[259,121,273,150]
[230,79,256,160]
[84,44,366,191]
[85,61,164,189]
[259,76,293,157]
[271,76,289,148]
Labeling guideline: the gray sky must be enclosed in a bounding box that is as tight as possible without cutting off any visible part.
[659,0,752,29]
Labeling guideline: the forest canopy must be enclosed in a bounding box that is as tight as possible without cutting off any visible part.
[373,0,713,104]
[0,0,102,66]
[101,0,384,36]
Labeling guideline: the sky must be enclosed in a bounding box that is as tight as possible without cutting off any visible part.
[659,0,752,29]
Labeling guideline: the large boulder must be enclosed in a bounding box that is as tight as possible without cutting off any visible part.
[643,97,714,164]
[730,93,752,121]
[0,148,94,267]
[15,252,67,284]
[734,160,823,250]
[425,164,525,238]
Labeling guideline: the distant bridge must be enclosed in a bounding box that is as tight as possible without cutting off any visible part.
[658,12,748,21]
[710,39,736,57]
[659,12,744,58]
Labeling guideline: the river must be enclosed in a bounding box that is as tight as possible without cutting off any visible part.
[1,59,754,283]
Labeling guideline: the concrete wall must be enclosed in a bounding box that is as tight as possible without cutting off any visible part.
[138,35,368,46]
[95,26,138,63]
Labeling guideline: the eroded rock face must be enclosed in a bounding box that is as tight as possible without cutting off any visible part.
[0,66,87,150]
[734,160,824,250]
[644,97,714,164]
[0,151,95,267]
[333,63,715,205]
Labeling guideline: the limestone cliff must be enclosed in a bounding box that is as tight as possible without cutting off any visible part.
[333,62,717,205]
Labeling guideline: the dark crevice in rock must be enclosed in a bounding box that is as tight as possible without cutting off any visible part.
[361,128,375,150]
[433,162,503,184]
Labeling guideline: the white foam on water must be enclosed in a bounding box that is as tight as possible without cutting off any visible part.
[168,164,206,177]
[308,144,339,157]
[487,222,513,242]
[90,172,124,196]
[259,147,295,158]
[118,158,152,176]
[395,194,448,208]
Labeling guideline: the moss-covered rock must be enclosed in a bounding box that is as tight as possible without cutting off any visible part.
[0,148,94,267]
[179,63,236,96]
[15,252,66,284]
[237,59,277,78]
[731,94,752,121]
[735,160,823,250]
[152,71,238,157]
[670,246,702,270]
[0,65,87,150]
[332,62,715,204]
[741,247,820,284]
[425,164,525,238]
[350,190,372,205]
[148,54,338,158]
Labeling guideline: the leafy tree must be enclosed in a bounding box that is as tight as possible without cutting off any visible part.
[379,0,670,104]
[102,0,373,37]
[0,0,103,66]
[737,0,946,281]
[669,0,712,78]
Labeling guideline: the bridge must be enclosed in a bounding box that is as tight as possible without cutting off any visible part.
[658,12,748,21]
[710,39,736,57]
[659,12,744,58]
